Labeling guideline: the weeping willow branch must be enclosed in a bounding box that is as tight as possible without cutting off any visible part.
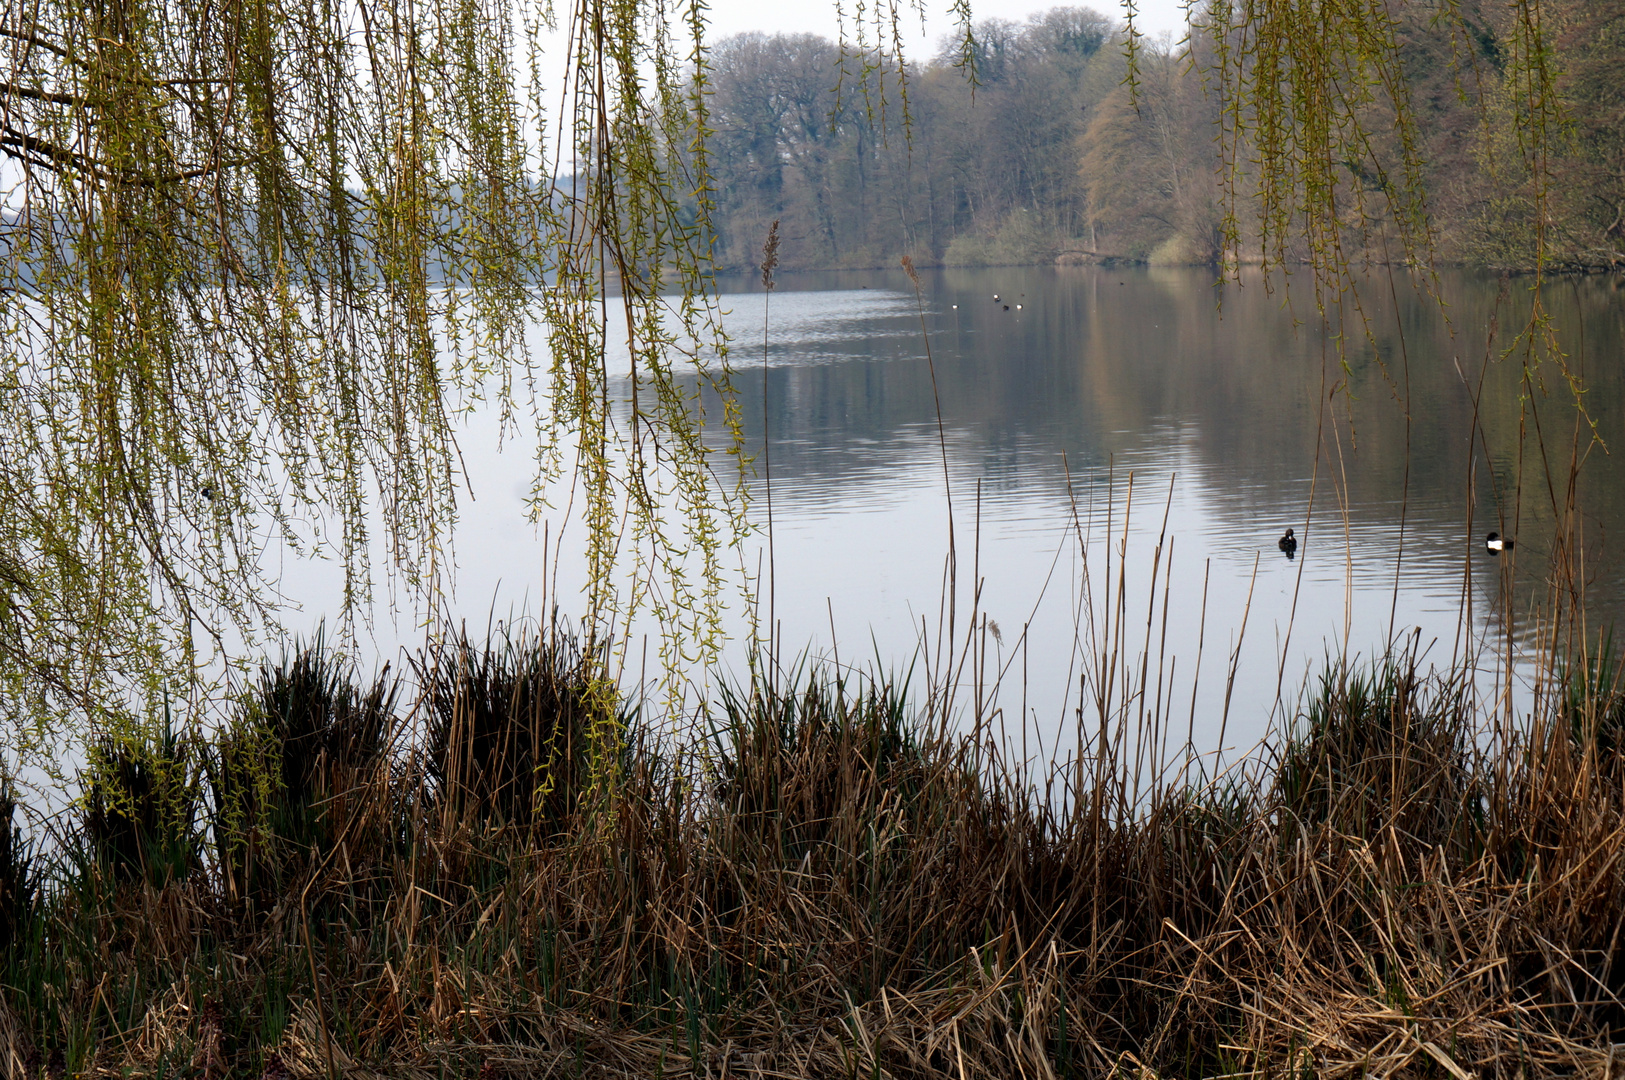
[0,0,743,762]
[1191,0,1597,653]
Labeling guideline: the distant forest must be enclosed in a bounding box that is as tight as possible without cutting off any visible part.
[696,4,1625,271]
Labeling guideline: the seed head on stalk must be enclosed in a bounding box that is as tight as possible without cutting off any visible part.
[759,219,782,678]
[762,220,781,292]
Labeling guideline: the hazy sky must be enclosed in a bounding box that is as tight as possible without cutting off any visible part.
[701,0,1192,56]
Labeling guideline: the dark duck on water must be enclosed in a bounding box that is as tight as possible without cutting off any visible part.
[1278,528,1297,559]
[1486,531,1512,553]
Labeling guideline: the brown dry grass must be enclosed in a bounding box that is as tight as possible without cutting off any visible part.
[3,624,1625,1079]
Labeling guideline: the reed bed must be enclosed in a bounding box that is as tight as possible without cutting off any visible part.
[1,617,1623,1079]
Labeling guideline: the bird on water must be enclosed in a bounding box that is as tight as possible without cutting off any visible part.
[1485,531,1512,553]
[1278,528,1297,559]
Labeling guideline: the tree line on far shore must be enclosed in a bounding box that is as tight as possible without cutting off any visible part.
[697,2,1625,273]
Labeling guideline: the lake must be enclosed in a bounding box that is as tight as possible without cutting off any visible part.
[293,264,1625,763]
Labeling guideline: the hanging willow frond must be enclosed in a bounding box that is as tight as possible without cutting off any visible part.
[0,0,742,760]
[1189,0,1596,654]
[1194,0,1562,307]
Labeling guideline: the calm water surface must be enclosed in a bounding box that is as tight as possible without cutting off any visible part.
[302,265,1625,759]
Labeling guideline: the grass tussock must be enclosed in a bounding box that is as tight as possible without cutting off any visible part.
[2,624,1625,1078]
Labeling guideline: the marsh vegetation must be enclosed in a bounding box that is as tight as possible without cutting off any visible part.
[5,613,1625,1077]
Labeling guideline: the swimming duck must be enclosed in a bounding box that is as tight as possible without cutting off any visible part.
[1278,528,1297,559]
[1485,531,1512,553]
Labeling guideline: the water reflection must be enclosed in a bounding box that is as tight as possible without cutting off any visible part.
[281,264,1625,760]
[697,265,1625,752]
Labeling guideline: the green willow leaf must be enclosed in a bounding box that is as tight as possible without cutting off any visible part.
[0,0,745,766]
